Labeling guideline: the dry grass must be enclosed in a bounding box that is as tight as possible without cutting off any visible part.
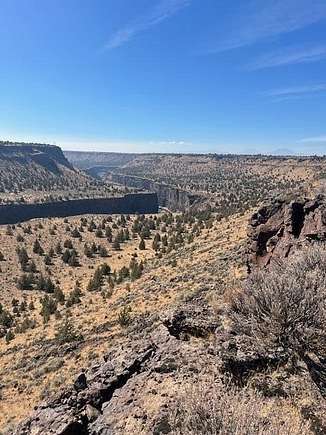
[169,379,312,435]
[0,211,249,430]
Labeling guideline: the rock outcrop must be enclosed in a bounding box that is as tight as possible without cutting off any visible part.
[247,194,326,270]
[14,302,219,435]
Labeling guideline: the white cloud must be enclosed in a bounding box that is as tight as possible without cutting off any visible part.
[262,84,326,99]
[104,0,190,50]
[299,136,326,143]
[202,0,326,53]
[246,44,326,70]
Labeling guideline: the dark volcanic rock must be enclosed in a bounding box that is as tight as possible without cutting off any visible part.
[74,373,87,392]
[14,309,219,435]
[162,298,220,340]
[0,193,158,225]
[247,194,326,270]
[109,173,202,211]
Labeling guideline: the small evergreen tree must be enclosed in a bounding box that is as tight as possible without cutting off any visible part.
[68,251,79,267]
[44,254,52,266]
[5,329,15,344]
[17,273,34,290]
[118,306,132,327]
[139,238,146,250]
[40,294,57,323]
[113,237,120,251]
[54,287,65,304]
[71,228,81,238]
[55,317,83,344]
[33,239,44,255]
[55,242,62,255]
[98,245,108,257]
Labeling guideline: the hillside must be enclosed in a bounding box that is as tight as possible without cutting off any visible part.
[0,207,228,430]
[65,150,326,215]
[0,142,124,204]
[6,193,326,434]
[0,146,325,434]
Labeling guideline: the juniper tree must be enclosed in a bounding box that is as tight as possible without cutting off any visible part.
[54,287,65,304]
[84,244,93,258]
[98,245,108,257]
[16,247,29,271]
[17,273,34,290]
[55,317,83,344]
[66,286,82,307]
[55,242,62,255]
[68,251,79,267]
[40,295,57,323]
[113,237,120,251]
[71,228,81,238]
[33,239,44,255]
[44,255,52,266]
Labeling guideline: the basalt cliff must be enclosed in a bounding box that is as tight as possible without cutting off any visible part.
[108,173,201,212]
[247,194,326,270]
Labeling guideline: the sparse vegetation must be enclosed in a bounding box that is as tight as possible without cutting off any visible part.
[230,245,326,364]
[169,380,312,435]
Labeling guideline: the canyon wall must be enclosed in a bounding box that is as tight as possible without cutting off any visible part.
[0,193,158,225]
[109,173,201,211]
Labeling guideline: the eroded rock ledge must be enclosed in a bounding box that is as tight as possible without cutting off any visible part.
[247,194,326,270]
[13,301,220,435]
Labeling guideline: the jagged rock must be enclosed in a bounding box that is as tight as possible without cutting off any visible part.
[161,297,220,340]
[247,194,326,270]
[14,317,219,435]
[74,373,87,392]
[85,405,101,422]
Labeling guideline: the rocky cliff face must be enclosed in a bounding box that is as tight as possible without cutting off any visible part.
[0,193,158,225]
[109,173,201,211]
[247,194,326,271]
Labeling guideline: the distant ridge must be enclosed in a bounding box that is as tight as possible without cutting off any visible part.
[0,141,110,204]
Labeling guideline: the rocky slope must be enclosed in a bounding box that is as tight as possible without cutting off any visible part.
[14,303,219,435]
[12,195,326,434]
[0,142,73,173]
[0,142,120,204]
[65,151,326,215]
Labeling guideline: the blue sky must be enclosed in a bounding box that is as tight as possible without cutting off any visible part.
[0,0,326,155]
